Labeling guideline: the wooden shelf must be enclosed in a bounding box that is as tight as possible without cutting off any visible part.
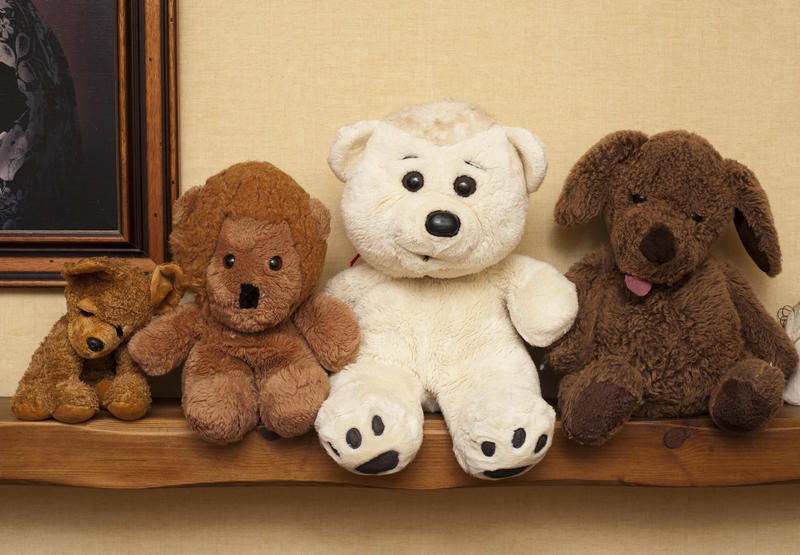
[2,397,799,489]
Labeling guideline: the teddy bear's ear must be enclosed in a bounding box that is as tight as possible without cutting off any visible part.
[725,159,781,276]
[149,262,184,315]
[328,120,380,182]
[61,258,115,283]
[503,127,548,194]
[554,130,649,227]
[309,197,331,240]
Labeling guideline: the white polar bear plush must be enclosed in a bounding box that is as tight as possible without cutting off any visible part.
[781,303,800,405]
[315,101,578,480]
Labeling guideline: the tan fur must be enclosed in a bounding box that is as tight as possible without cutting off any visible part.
[383,100,496,145]
[128,161,359,443]
[550,130,798,444]
[12,257,183,423]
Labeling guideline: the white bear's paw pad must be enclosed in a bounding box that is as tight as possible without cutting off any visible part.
[324,415,402,475]
[479,428,549,479]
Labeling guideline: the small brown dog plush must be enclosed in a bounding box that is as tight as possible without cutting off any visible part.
[12,257,183,423]
[128,161,359,444]
[550,130,799,444]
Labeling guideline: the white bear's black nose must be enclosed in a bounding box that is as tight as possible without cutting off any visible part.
[239,283,260,309]
[425,210,460,237]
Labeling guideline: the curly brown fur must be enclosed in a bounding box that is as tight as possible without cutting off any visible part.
[128,161,360,444]
[551,130,798,445]
[12,257,183,423]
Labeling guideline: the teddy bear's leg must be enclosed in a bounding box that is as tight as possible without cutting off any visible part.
[100,346,152,421]
[255,351,329,438]
[12,371,51,421]
[710,358,785,432]
[315,360,425,475]
[182,344,259,443]
[436,352,555,480]
[49,380,100,424]
[558,355,645,445]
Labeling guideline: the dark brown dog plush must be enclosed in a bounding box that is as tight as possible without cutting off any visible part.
[128,161,360,444]
[12,257,183,423]
[550,130,799,445]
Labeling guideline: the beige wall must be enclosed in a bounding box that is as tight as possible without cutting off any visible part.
[1,1,799,552]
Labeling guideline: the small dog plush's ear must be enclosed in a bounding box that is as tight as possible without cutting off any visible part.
[149,262,184,315]
[309,197,331,241]
[504,127,548,194]
[726,159,782,276]
[328,120,380,182]
[555,130,648,227]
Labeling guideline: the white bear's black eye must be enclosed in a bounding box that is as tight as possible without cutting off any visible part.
[402,171,424,192]
[223,253,235,268]
[454,175,476,197]
[268,256,282,271]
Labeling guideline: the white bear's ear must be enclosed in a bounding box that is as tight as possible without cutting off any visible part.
[504,126,548,194]
[328,120,380,182]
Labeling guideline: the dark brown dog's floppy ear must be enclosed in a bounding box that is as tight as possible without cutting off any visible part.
[725,159,781,276]
[554,130,648,226]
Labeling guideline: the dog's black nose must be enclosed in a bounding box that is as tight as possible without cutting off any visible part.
[86,337,105,352]
[639,224,676,264]
[239,283,260,309]
[425,210,460,237]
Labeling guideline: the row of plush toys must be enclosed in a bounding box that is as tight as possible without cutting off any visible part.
[11,100,800,481]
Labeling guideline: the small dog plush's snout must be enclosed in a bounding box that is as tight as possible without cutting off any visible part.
[239,283,260,309]
[425,210,461,238]
[639,224,676,265]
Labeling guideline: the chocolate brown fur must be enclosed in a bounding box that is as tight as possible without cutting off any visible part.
[551,130,798,444]
[128,161,359,444]
[12,257,183,423]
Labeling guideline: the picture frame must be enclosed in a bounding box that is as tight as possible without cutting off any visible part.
[0,0,177,286]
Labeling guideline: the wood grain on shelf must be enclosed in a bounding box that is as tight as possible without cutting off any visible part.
[1,398,798,489]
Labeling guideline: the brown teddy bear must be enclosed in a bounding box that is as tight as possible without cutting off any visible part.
[550,130,799,445]
[128,161,360,444]
[12,257,183,423]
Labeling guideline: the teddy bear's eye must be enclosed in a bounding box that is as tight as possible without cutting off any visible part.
[115,325,124,338]
[631,193,647,204]
[79,309,94,318]
[689,212,704,223]
[453,175,476,197]
[223,253,235,268]
[402,171,424,192]
[268,256,283,271]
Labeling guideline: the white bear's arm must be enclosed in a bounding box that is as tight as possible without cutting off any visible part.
[322,263,388,312]
[499,254,578,347]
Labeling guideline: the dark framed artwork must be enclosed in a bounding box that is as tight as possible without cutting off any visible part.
[0,0,177,285]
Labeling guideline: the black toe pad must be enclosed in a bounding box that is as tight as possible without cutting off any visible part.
[355,450,400,474]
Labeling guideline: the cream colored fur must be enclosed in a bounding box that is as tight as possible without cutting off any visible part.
[315,101,578,479]
[782,303,800,405]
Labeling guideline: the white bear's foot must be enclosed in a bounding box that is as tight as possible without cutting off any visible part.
[449,391,555,480]
[315,381,424,475]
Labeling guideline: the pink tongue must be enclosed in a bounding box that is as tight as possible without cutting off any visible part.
[625,275,652,296]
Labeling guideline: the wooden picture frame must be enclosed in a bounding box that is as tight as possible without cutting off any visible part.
[0,0,177,286]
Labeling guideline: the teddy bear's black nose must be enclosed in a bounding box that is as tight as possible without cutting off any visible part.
[86,337,105,352]
[239,283,260,309]
[425,210,461,237]
[639,224,676,264]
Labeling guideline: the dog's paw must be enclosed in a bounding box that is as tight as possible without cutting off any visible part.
[450,391,555,480]
[315,381,423,475]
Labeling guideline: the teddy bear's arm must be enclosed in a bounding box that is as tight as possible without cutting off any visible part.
[719,262,800,376]
[503,254,578,347]
[547,249,607,374]
[128,303,202,376]
[21,315,84,384]
[292,294,359,372]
